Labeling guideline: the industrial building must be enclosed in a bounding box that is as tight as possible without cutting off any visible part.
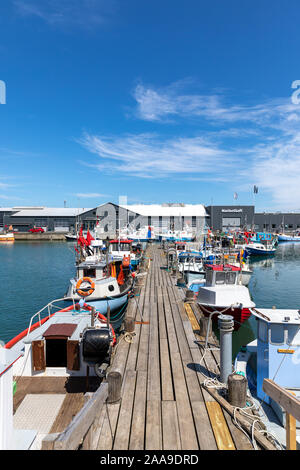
[1,203,300,236]
[0,202,207,237]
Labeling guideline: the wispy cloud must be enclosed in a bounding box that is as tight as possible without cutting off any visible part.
[79,132,238,180]
[77,80,300,209]
[13,0,116,29]
[75,192,110,198]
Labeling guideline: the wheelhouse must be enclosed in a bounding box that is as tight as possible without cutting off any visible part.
[205,264,241,287]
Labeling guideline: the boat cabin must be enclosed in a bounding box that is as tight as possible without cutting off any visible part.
[205,264,241,287]
[109,239,133,256]
[76,259,107,280]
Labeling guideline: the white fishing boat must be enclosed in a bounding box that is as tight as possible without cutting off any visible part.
[0,231,14,242]
[0,298,117,450]
[278,232,300,242]
[197,264,255,330]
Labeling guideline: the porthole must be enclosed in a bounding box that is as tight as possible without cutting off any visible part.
[108,285,115,292]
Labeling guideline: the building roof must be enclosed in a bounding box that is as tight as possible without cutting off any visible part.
[11,207,92,217]
[119,203,208,217]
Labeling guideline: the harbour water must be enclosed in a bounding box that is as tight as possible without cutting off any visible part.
[1,241,300,351]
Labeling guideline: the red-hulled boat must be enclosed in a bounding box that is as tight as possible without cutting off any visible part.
[197,264,255,330]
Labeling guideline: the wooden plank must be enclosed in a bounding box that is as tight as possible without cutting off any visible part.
[222,408,253,450]
[96,402,121,450]
[53,383,108,450]
[162,401,181,450]
[160,338,174,401]
[129,370,147,450]
[147,302,161,400]
[286,412,297,450]
[50,393,85,433]
[113,370,137,450]
[146,400,162,450]
[191,401,217,450]
[263,379,300,422]
[206,401,236,450]
[203,384,276,450]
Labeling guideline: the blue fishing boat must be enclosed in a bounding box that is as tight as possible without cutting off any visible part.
[235,307,300,448]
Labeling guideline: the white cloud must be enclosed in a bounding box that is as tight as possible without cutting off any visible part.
[79,132,238,180]
[13,0,116,29]
[78,80,300,209]
[75,192,110,198]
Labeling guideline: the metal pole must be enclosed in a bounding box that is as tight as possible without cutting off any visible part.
[218,314,234,384]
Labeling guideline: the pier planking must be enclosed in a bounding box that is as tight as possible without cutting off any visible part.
[89,244,262,451]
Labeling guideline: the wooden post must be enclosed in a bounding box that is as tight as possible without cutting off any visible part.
[124,316,135,334]
[107,371,122,404]
[185,289,194,303]
[200,315,211,337]
[227,373,247,408]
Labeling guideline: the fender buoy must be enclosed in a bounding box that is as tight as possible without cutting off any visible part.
[76,277,95,297]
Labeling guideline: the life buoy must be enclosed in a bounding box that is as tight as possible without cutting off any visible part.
[122,255,130,267]
[76,277,95,297]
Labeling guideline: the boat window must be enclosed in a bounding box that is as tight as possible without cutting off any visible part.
[286,325,300,346]
[215,272,226,285]
[83,268,96,278]
[226,272,236,285]
[258,320,268,343]
[120,243,130,251]
[206,270,213,285]
[270,324,285,345]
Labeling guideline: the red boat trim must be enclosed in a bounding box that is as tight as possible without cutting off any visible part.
[4,305,74,349]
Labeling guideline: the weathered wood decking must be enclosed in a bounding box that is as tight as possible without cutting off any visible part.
[86,244,256,451]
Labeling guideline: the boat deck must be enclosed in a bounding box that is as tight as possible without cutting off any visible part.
[88,244,256,450]
[13,376,101,435]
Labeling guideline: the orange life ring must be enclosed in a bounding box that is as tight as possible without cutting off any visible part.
[122,255,130,267]
[76,277,95,297]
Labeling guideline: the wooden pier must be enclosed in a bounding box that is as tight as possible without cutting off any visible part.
[39,243,278,451]
[80,243,270,451]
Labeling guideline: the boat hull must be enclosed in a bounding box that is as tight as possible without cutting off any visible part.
[198,304,251,331]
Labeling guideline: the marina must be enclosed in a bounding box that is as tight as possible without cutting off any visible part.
[1,232,300,451]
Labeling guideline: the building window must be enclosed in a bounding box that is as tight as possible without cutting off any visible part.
[288,224,293,229]
[159,216,162,228]
[148,216,151,226]
[272,224,276,229]
[222,217,240,228]
[192,216,196,228]
[170,216,174,230]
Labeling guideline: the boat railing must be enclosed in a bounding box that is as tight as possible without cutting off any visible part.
[26,297,76,339]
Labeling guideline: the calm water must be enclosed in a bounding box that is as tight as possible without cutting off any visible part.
[1,241,300,351]
[0,242,76,344]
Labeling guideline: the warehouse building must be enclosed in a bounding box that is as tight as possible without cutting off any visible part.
[1,203,299,236]
[0,202,208,237]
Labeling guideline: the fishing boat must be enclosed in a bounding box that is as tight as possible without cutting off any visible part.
[65,256,134,322]
[278,232,300,242]
[196,264,255,330]
[0,231,14,242]
[235,307,300,448]
[0,298,117,450]
[244,241,276,256]
[109,239,141,268]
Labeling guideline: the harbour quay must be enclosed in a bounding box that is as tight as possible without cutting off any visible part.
[2,203,300,238]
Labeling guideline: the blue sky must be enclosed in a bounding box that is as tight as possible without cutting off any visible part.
[0,0,300,211]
